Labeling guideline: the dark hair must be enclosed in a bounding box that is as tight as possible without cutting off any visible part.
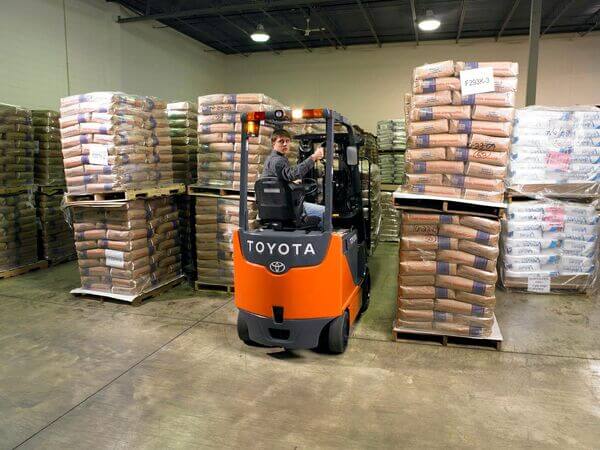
[271,128,292,142]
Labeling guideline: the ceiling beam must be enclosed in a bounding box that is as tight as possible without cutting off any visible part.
[408,0,419,45]
[118,0,346,23]
[260,9,313,52]
[298,6,337,50]
[356,0,381,47]
[456,0,466,43]
[541,0,576,35]
[175,17,249,56]
[579,8,600,37]
[496,0,521,41]
[308,5,346,49]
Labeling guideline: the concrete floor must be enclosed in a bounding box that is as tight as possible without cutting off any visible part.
[0,243,599,449]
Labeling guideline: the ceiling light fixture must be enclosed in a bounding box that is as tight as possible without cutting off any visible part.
[418,10,441,31]
[251,24,270,42]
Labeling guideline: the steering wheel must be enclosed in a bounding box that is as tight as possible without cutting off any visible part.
[301,178,318,197]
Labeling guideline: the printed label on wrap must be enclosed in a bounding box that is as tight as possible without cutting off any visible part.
[88,147,109,165]
[527,274,551,293]
[105,249,125,268]
[460,67,495,96]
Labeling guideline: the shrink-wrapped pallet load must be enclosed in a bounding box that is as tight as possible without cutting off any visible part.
[0,192,38,271]
[380,192,400,242]
[36,190,75,264]
[167,102,198,185]
[32,110,65,186]
[361,160,381,253]
[0,104,34,188]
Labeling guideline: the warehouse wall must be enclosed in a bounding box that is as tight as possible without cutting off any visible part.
[0,0,225,110]
[224,33,600,131]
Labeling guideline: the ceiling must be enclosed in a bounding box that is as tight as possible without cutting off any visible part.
[112,0,600,55]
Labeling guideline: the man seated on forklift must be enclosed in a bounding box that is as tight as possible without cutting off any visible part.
[261,128,325,224]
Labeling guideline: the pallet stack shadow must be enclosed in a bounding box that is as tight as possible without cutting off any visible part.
[377,119,406,185]
[403,60,518,203]
[196,93,285,190]
[501,106,600,294]
[60,92,182,300]
[32,109,75,264]
[396,212,501,337]
[168,102,198,282]
[0,104,39,274]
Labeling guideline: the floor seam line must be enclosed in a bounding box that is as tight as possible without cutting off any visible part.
[12,301,231,449]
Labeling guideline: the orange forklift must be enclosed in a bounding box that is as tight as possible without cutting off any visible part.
[233,108,370,353]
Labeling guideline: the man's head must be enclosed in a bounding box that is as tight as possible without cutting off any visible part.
[271,129,292,154]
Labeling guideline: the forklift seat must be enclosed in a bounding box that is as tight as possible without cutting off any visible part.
[254,177,318,230]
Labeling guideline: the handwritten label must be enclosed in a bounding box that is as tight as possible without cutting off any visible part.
[460,67,495,96]
[88,147,109,165]
[527,274,551,293]
[105,249,125,268]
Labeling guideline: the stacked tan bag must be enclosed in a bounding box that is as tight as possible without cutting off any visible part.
[60,92,173,194]
[404,60,518,203]
[396,211,501,336]
[195,195,257,286]
[196,93,286,190]
[72,197,182,295]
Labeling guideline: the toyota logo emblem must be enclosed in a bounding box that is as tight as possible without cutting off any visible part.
[269,261,286,273]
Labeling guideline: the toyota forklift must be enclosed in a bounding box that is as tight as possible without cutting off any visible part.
[233,108,371,354]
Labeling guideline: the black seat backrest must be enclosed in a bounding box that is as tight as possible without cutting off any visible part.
[254,177,304,226]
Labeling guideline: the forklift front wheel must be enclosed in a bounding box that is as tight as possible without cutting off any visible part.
[360,268,371,314]
[327,310,349,354]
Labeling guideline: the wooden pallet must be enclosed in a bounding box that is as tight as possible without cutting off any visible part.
[188,184,255,197]
[392,315,503,350]
[64,184,186,205]
[502,275,591,293]
[70,275,184,306]
[194,281,234,293]
[393,191,506,219]
[0,260,49,279]
[507,184,599,200]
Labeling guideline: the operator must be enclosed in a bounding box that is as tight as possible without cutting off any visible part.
[262,129,325,224]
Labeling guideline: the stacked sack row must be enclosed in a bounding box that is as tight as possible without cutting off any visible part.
[197,93,286,190]
[378,153,405,184]
[356,127,379,164]
[167,102,198,185]
[377,119,406,151]
[501,200,599,292]
[509,107,600,194]
[403,60,519,203]
[361,160,381,254]
[195,195,257,286]
[396,212,500,337]
[32,110,64,186]
[0,192,38,271]
[0,104,34,187]
[72,197,182,295]
[59,92,173,195]
[35,190,75,264]
[379,192,400,242]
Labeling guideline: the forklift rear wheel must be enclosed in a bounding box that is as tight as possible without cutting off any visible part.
[360,269,371,314]
[328,310,349,354]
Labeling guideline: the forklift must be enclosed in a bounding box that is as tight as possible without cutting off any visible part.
[233,108,371,354]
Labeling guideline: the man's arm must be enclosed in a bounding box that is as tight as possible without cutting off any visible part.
[275,156,315,182]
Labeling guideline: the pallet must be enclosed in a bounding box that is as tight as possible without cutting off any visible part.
[381,183,400,192]
[507,184,599,200]
[502,275,591,293]
[393,191,506,219]
[64,184,186,205]
[0,260,49,279]
[188,184,254,197]
[393,315,503,350]
[194,281,234,293]
[70,275,184,306]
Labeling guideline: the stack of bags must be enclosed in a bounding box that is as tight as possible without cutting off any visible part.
[195,195,257,286]
[176,194,195,281]
[361,160,381,253]
[167,102,198,185]
[356,127,378,164]
[377,119,406,151]
[396,211,500,337]
[379,192,400,242]
[509,107,600,194]
[59,92,173,195]
[0,104,34,188]
[403,60,518,203]
[378,153,405,184]
[501,200,599,292]
[196,93,286,189]
[36,191,75,263]
[72,197,181,295]
[32,110,64,186]
[0,192,38,271]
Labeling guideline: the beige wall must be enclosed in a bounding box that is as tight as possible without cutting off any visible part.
[224,33,600,132]
[0,0,226,110]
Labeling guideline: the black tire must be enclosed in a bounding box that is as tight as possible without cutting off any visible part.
[360,268,371,314]
[328,310,350,354]
[237,314,251,344]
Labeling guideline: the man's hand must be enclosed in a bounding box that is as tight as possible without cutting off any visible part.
[311,147,324,162]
